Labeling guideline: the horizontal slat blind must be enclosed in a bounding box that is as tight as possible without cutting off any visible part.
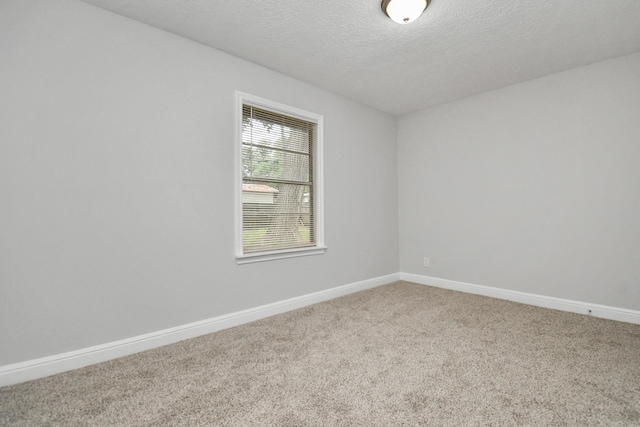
[242,105,316,253]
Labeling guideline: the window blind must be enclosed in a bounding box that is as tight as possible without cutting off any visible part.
[241,104,316,253]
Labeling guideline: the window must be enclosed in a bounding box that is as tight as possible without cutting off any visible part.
[235,92,325,264]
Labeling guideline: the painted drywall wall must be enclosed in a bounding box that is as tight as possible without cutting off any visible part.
[0,0,399,365]
[398,53,640,310]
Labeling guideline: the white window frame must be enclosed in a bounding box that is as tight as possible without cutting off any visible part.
[235,92,326,264]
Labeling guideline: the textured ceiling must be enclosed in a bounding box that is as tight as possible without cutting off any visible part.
[79,0,640,116]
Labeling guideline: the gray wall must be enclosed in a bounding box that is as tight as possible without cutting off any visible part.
[0,0,399,365]
[398,53,640,310]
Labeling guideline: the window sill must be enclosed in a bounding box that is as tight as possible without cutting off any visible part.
[236,246,327,265]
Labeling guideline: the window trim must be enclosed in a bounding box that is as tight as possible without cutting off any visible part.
[234,91,325,264]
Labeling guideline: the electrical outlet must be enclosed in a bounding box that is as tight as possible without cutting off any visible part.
[423,257,430,268]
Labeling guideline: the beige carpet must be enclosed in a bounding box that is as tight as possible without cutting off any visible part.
[2,281,640,426]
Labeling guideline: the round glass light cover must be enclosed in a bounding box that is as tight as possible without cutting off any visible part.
[384,0,427,24]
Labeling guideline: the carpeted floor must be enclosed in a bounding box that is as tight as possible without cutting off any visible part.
[1,281,640,426]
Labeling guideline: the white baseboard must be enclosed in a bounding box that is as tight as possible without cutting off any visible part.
[4,272,636,387]
[0,273,400,387]
[400,272,640,325]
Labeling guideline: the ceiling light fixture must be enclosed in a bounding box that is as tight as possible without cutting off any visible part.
[381,0,430,24]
